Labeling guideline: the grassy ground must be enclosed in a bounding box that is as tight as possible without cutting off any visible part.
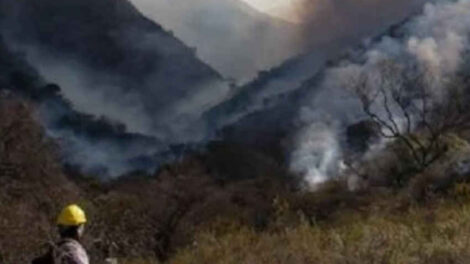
[169,189,470,264]
[3,97,470,264]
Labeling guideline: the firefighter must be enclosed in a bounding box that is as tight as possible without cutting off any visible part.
[55,204,89,264]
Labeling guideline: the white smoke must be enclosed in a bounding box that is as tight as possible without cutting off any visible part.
[289,118,342,186]
[288,66,364,185]
[4,0,469,180]
[21,44,232,142]
[11,42,232,176]
[290,0,470,188]
[31,58,156,135]
[48,129,155,177]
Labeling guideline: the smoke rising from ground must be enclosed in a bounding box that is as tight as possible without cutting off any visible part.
[3,0,469,181]
[289,0,470,187]
[43,0,469,182]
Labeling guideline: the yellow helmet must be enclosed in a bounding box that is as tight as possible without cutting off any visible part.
[57,204,87,226]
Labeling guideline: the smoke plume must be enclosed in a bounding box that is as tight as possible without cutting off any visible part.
[289,0,470,187]
[4,0,470,181]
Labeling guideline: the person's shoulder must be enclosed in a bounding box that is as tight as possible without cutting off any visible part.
[58,239,86,254]
[57,239,89,264]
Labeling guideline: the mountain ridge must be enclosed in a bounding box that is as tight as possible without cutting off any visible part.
[130,0,302,81]
[0,0,230,140]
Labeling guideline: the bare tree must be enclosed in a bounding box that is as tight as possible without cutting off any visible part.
[350,59,470,174]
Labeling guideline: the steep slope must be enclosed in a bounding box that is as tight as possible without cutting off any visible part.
[203,0,432,144]
[201,0,430,141]
[198,0,470,187]
[0,0,231,142]
[0,35,167,175]
[130,0,302,81]
[216,0,470,185]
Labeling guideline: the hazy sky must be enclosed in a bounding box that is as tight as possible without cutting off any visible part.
[129,0,302,81]
[128,0,426,80]
[239,0,303,23]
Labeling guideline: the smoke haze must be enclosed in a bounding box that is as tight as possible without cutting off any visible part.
[289,0,470,187]
[130,0,303,82]
[130,0,428,82]
[4,0,470,183]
